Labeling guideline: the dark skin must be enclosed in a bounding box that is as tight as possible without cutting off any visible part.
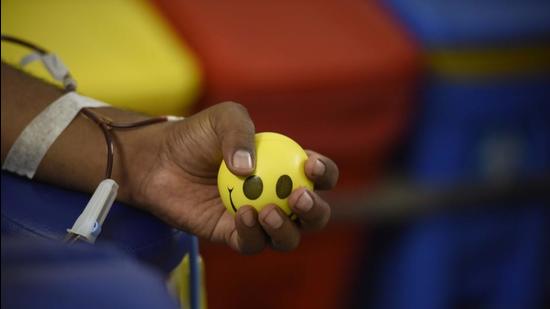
[1,63,339,254]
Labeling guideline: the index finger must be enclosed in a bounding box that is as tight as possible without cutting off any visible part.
[304,150,339,190]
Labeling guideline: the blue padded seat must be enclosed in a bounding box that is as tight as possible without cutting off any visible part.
[1,237,179,309]
[1,171,190,273]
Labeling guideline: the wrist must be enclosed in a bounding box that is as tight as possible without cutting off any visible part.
[92,107,170,206]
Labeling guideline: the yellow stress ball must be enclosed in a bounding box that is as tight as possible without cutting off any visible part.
[218,132,313,217]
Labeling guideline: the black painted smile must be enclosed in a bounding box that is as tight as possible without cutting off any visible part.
[228,187,296,219]
[228,187,238,213]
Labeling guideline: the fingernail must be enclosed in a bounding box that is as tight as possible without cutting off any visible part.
[312,159,326,177]
[264,208,283,229]
[233,150,253,170]
[295,190,313,212]
[241,209,256,227]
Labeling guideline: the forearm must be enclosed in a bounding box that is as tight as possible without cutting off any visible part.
[1,63,164,204]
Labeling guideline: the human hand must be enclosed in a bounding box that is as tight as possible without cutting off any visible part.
[1,63,338,253]
[129,102,339,254]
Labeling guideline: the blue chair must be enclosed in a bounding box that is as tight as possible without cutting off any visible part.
[1,171,191,273]
[1,236,180,309]
[359,1,550,308]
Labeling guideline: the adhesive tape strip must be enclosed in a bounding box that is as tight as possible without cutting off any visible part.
[2,92,108,178]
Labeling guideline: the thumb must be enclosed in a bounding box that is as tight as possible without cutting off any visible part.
[209,102,256,176]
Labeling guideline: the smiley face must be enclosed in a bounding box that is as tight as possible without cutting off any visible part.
[218,132,313,216]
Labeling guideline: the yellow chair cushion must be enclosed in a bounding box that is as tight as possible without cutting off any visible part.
[2,0,202,116]
[169,254,208,309]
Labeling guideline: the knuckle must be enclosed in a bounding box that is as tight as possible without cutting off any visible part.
[317,214,330,230]
[324,162,339,188]
[219,101,248,114]
[317,206,331,229]
[216,102,254,132]
[306,202,331,230]
[329,176,338,189]
[287,236,301,251]
[242,243,264,255]
[237,232,265,255]
[273,233,300,252]
[331,166,340,187]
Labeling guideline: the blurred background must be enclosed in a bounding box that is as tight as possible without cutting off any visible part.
[2,0,549,308]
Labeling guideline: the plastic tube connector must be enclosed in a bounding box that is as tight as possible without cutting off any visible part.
[67,179,118,243]
[20,52,78,91]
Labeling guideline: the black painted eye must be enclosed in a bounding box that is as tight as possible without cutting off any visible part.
[243,175,263,200]
[276,175,293,199]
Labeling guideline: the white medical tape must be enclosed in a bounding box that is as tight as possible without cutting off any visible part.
[166,115,185,122]
[20,52,42,67]
[20,52,77,91]
[2,92,108,178]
